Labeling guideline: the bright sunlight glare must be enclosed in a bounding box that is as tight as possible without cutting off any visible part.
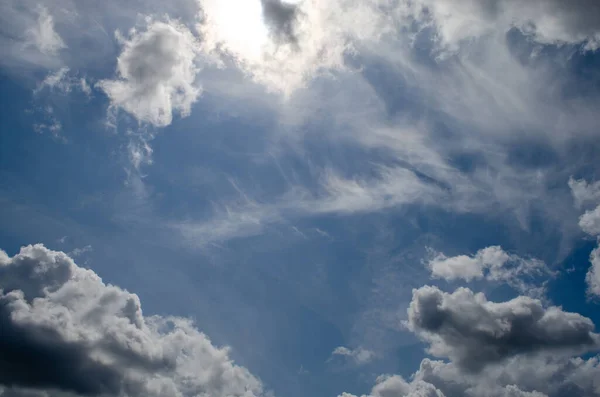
[205,0,269,60]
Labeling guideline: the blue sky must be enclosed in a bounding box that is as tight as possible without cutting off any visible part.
[1,1,600,397]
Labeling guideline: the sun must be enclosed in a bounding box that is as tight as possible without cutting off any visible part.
[203,0,270,61]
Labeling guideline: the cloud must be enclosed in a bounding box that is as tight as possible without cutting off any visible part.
[370,375,444,397]
[260,0,299,45]
[34,68,92,96]
[342,285,600,397]
[579,206,600,237]
[406,285,599,371]
[0,244,264,397]
[342,353,600,397]
[25,6,66,56]
[586,245,600,299]
[569,178,600,298]
[68,245,92,257]
[569,179,600,300]
[411,355,600,397]
[330,346,376,366]
[308,166,443,215]
[199,0,393,94]
[174,164,447,247]
[569,177,600,209]
[29,68,92,143]
[426,246,553,296]
[339,374,444,397]
[411,0,600,52]
[98,18,201,127]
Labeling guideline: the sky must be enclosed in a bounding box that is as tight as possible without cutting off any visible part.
[1,1,600,397]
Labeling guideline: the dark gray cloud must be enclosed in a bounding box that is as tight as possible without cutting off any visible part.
[260,0,299,45]
[407,286,600,371]
[0,300,124,396]
[0,245,263,397]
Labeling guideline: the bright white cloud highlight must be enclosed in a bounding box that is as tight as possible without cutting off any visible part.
[579,206,600,237]
[98,19,201,127]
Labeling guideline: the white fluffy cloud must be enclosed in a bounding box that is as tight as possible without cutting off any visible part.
[569,178,600,298]
[341,350,600,397]
[341,285,600,397]
[579,206,600,237]
[98,19,201,127]
[0,244,264,397]
[426,246,552,296]
[406,286,599,371]
[339,374,444,397]
[586,245,600,299]
[410,355,600,397]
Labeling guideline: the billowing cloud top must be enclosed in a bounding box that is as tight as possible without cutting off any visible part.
[407,286,599,370]
[98,19,201,127]
[0,245,264,397]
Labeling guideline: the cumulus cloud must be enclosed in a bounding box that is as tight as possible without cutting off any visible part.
[98,19,201,127]
[412,355,600,397]
[569,178,600,210]
[0,244,264,397]
[370,375,444,397]
[586,245,600,299]
[426,246,552,296]
[330,346,376,366]
[342,353,600,397]
[579,206,600,237]
[569,178,600,299]
[339,374,444,397]
[341,285,600,397]
[406,286,599,371]
[25,6,66,56]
